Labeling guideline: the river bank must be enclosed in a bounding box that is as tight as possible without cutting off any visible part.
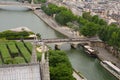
[33,10,80,38]
[93,47,120,68]
[33,9,120,80]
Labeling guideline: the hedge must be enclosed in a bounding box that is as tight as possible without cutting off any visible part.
[7,42,19,57]
[0,44,11,63]
[24,42,33,53]
[0,58,2,64]
[13,57,26,64]
[16,42,31,63]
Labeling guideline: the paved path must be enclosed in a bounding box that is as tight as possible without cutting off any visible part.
[34,10,80,38]
[31,42,37,63]
[93,47,120,68]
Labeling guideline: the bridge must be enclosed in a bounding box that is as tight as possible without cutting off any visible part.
[0,2,41,10]
[37,37,103,49]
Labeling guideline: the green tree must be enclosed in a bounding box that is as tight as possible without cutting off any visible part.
[50,64,75,80]
[98,19,107,25]
[92,15,99,24]
[80,22,99,37]
[108,32,118,47]
[55,10,75,25]
[77,16,88,26]
[82,12,92,21]
[49,50,75,80]
[36,33,41,40]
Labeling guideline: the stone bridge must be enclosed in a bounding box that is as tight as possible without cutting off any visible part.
[0,2,41,10]
[38,37,104,49]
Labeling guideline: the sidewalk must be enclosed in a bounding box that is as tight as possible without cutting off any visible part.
[93,47,120,68]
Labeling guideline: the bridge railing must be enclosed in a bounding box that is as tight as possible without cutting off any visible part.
[38,38,92,43]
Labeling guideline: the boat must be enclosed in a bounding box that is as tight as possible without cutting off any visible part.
[83,45,97,57]
[100,60,120,80]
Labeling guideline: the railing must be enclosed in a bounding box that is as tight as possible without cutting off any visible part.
[39,38,97,43]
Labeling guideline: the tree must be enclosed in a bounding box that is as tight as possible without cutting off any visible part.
[82,12,92,21]
[98,19,107,25]
[55,10,75,25]
[80,22,99,37]
[92,15,99,24]
[50,64,75,80]
[108,32,118,47]
[36,33,41,40]
[77,16,88,26]
[49,50,75,80]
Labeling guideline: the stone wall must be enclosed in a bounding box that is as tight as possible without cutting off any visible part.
[90,41,105,48]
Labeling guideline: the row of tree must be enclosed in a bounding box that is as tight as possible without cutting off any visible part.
[49,50,75,80]
[41,4,77,25]
[41,3,120,50]
[80,12,120,49]
[98,25,120,48]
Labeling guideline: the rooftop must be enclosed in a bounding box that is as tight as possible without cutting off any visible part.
[0,64,41,80]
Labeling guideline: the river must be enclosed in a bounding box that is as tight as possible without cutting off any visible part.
[0,2,118,80]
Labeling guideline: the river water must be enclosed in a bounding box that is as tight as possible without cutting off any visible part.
[0,3,118,80]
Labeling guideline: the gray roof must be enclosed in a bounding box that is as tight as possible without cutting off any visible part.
[0,64,41,80]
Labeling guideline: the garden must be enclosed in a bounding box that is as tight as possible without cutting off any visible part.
[0,40,33,64]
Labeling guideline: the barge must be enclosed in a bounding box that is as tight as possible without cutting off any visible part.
[83,45,97,57]
[100,60,120,80]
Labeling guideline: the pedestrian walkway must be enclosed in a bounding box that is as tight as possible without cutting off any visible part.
[93,47,120,68]
[31,42,37,63]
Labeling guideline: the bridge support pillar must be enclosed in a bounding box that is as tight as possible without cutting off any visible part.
[71,43,77,49]
[55,44,61,50]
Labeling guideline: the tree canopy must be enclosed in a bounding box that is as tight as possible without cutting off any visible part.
[49,50,75,80]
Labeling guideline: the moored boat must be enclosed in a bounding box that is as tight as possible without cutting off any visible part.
[83,45,97,57]
[100,60,120,80]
